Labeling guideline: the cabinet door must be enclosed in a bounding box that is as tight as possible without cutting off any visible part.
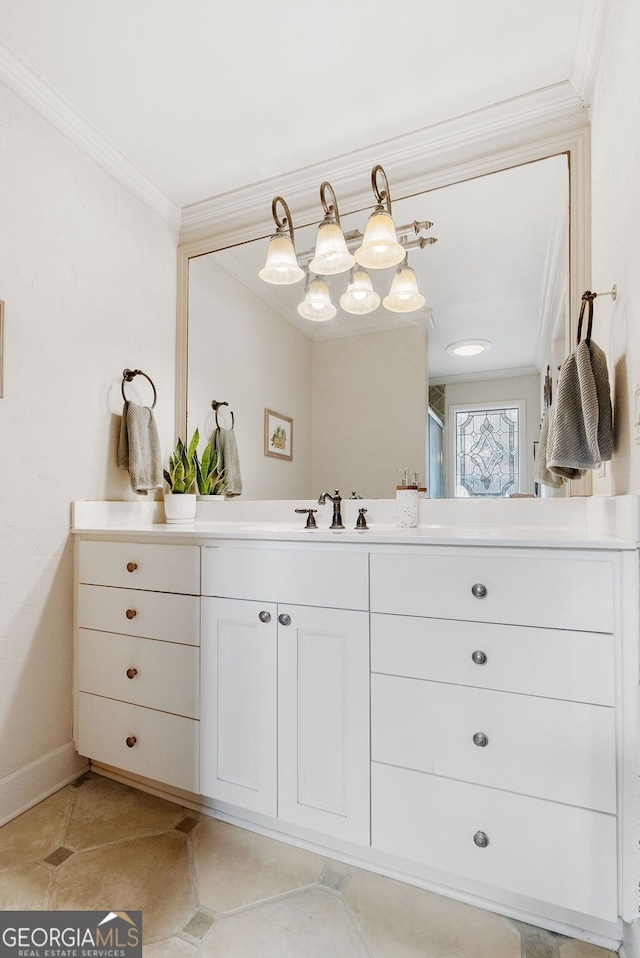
[278,605,370,845]
[200,597,277,816]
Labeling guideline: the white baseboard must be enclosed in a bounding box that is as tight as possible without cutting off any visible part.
[0,742,88,826]
[622,919,640,958]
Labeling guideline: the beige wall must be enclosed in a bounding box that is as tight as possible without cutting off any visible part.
[0,87,178,792]
[311,326,427,499]
[188,256,312,499]
[591,0,640,495]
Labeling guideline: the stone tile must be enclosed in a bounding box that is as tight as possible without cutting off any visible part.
[0,789,71,867]
[143,937,199,958]
[558,941,618,958]
[44,846,75,867]
[203,887,369,958]
[183,909,216,938]
[175,816,199,834]
[345,869,521,958]
[513,920,562,957]
[49,831,195,941]
[64,775,184,849]
[192,819,324,913]
[0,863,51,908]
[319,865,349,892]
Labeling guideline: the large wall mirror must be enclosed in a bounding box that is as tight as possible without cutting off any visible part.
[181,149,579,501]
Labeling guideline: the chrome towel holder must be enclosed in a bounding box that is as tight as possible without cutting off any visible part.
[121,368,157,409]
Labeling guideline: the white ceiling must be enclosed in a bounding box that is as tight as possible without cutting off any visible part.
[0,0,604,209]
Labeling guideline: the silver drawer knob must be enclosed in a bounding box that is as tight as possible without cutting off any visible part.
[471,583,487,599]
[278,613,291,626]
[473,830,489,848]
[259,611,271,623]
[473,732,489,747]
[471,650,487,665]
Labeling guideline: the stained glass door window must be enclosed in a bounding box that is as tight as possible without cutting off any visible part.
[454,405,520,498]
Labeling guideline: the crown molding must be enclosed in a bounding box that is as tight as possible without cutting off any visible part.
[571,0,612,107]
[0,37,181,231]
[180,81,588,247]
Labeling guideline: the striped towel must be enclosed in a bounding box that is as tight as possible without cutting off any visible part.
[117,401,163,494]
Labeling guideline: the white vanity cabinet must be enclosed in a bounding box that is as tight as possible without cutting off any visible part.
[200,545,370,844]
[75,540,201,792]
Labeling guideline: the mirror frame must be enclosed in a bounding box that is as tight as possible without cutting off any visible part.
[176,104,590,493]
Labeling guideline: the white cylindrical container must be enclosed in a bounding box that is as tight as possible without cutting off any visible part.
[396,485,418,528]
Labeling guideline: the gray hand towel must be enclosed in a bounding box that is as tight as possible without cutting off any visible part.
[534,408,567,488]
[214,426,242,497]
[117,401,163,494]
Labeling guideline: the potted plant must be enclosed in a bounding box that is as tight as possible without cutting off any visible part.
[163,431,199,523]
[195,438,227,499]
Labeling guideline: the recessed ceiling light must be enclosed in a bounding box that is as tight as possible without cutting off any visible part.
[446,339,492,357]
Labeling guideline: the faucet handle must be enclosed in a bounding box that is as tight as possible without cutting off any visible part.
[355,508,368,530]
[295,508,318,529]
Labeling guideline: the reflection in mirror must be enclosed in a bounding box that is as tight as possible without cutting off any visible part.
[186,154,569,500]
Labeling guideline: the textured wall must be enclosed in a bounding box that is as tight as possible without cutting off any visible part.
[590,0,640,495]
[0,86,178,783]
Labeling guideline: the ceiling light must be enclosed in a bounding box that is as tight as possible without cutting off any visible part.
[339,268,381,314]
[354,165,406,270]
[297,275,336,321]
[446,339,492,356]
[308,181,355,276]
[382,260,425,313]
[259,196,305,285]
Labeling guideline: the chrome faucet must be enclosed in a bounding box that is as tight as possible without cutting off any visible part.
[318,490,344,529]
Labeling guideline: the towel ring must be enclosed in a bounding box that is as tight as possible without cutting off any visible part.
[122,368,157,409]
[211,400,235,429]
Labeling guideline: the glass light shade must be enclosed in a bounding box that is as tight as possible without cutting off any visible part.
[446,339,492,356]
[258,233,305,285]
[308,222,355,275]
[354,208,406,269]
[382,265,425,313]
[339,269,381,314]
[297,278,336,321]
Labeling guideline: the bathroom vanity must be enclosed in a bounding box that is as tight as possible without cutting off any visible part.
[71,497,640,949]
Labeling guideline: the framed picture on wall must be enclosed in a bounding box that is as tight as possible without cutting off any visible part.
[264,408,293,461]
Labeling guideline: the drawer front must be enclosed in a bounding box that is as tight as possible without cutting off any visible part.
[78,540,200,594]
[77,584,200,646]
[371,762,617,921]
[78,629,199,719]
[77,692,199,792]
[371,674,616,812]
[202,546,368,610]
[370,552,614,632]
[371,614,615,705]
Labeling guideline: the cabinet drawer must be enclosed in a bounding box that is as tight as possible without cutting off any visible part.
[78,629,199,719]
[370,552,614,632]
[371,762,617,921]
[202,546,368,610]
[77,692,199,792]
[371,674,616,812]
[78,540,200,594]
[77,584,200,646]
[371,614,615,705]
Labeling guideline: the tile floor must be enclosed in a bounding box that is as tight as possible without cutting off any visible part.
[0,773,619,957]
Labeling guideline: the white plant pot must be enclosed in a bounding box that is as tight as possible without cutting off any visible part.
[163,493,197,524]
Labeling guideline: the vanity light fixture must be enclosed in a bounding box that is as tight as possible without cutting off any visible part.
[297,273,337,321]
[353,165,406,270]
[339,267,381,315]
[259,196,305,285]
[308,181,355,276]
[446,339,492,357]
[382,256,425,313]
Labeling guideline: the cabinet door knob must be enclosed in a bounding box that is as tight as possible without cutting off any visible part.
[126,609,137,619]
[278,613,291,626]
[473,732,489,747]
[259,611,271,623]
[126,668,138,679]
[126,736,137,748]
[126,562,138,573]
[471,650,487,665]
[473,830,489,848]
[471,583,487,599]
